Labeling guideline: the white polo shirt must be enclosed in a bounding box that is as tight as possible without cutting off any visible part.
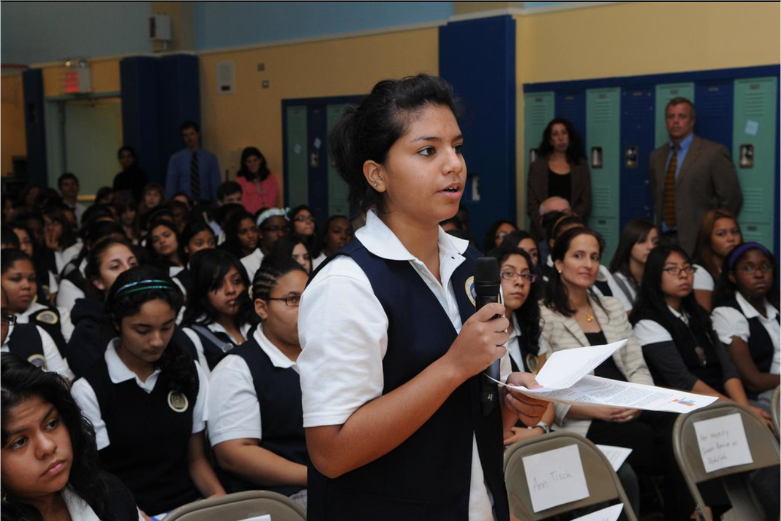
[298,210,511,521]
[71,339,208,450]
[712,293,780,375]
[182,321,253,377]
[207,325,298,446]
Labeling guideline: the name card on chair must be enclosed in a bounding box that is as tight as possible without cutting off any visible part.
[693,413,753,473]
[523,444,589,512]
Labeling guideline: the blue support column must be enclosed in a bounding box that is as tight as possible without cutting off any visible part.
[22,69,48,187]
[120,57,161,183]
[439,16,516,244]
[158,55,201,183]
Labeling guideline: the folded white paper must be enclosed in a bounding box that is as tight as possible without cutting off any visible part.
[596,444,632,472]
[571,503,624,521]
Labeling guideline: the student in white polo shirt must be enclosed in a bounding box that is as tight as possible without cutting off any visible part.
[208,255,309,506]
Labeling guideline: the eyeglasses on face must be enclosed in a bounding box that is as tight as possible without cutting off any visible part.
[662,266,697,277]
[266,295,301,307]
[737,264,772,275]
[500,271,537,283]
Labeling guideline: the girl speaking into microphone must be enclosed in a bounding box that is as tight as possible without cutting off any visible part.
[297,74,546,521]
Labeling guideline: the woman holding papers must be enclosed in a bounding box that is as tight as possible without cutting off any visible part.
[297,74,546,521]
[632,245,772,425]
[541,227,691,520]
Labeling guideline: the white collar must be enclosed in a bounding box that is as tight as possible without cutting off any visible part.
[62,487,100,521]
[736,292,779,321]
[508,313,521,343]
[2,322,15,349]
[105,339,161,392]
[356,209,468,262]
[253,325,298,371]
[667,305,689,324]
[242,248,264,262]
[18,301,47,319]
[208,320,252,341]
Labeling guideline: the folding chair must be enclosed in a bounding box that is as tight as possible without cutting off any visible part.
[672,401,780,521]
[772,386,779,437]
[165,490,306,521]
[503,431,638,521]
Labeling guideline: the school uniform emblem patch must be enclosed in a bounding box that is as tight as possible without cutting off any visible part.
[27,354,48,370]
[465,276,476,307]
[35,310,59,325]
[168,391,189,413]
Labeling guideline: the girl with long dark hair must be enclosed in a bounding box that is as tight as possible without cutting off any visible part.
[270,235,313,273]
[312,214,352,270]
[220,210,262,282]
[9,221,58,305]
[691,209,742,311]
[527,118,592,241]
[297,74,545,520]
[208,256,310,504]
[483,219,518,254]
[711,242,780,412]
[1,353,141,521]
[236,147,278,213]
[71,267,225,517]
[609,219,659,308]
[181,249,258,373]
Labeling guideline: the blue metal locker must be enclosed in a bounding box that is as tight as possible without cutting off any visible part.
[555,90,587,154]
[694,80,734,152]
[619,85,655,230]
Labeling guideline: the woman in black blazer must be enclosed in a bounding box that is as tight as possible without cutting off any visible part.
[527,118,592,241]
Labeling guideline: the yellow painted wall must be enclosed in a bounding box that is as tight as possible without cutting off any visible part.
[198,27,439,202]
[513,1,781,227]
[1,72,27,177]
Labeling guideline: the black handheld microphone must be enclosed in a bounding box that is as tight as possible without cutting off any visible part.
[474,257,502,416]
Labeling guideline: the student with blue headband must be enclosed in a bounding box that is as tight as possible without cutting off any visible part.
[72,267,225,518]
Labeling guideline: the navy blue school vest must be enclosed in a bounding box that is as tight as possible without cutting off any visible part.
[188,326,233,370]
[219,336,309,496]
[723,299,779,398]
[307,238,509,521]
[30,305,67,357]
[6,323,46,368]
[81,356,200,515]
[633,307,724,393]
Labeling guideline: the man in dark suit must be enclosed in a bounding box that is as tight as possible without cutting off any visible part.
[649,97,742,254]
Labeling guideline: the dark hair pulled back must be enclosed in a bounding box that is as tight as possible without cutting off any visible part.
[544,227,606,317]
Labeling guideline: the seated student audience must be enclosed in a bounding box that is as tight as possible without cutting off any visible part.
[8,221,58,305]
[182,249,258,373]
[1,353,142,520]
[270,235,313,273]
[237,146,279,213]
[631,245,771,424]
[256,208,290,256]
[58,173,87,228]
[116,199,139,243]
[67,237,139,378]
[221,210,263,282]
[72,268,225,517]
[692,209,742,312]
[499,229,540,269]
[2,288,72,379]
[483,219,518,254]
[711,242,780,412]
[217,181,243,207]
[17,184,42,214]
[288,204,318,258]
[609,220,659,309]
[2,250,71,361]
[313,214,353,269]
[527,119,592,242]
[166,200,191,235]
[57,220,127,314]
[208,256,310,505]
[541,227,690,519]
[138,182,165,224]
[113,145,149,202]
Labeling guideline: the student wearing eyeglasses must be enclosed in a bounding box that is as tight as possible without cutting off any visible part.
[207,255,310,506]
[179,249,258,375]
[711,243,780,413]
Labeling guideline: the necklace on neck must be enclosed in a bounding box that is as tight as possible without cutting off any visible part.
[580,307,595,322]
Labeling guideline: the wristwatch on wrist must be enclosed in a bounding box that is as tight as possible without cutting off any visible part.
[527,421,550,434]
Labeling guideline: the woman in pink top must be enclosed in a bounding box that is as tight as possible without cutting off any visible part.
[237,147,279,214]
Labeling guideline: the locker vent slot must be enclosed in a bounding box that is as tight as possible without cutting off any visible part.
[699,91,728,118]
[743,92,766,117]
[593,99,614,123]
[529,102,549,126]
[593,186,612,209]
[742,189,765,212]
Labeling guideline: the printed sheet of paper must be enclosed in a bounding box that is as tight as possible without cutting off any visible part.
[571,504,624,521]
[693,413,753,473]
[596,445,632,472]
[524,340,628,391]
[523,444,589,513]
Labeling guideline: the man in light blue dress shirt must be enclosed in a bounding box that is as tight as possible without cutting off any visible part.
[166,121,221,203]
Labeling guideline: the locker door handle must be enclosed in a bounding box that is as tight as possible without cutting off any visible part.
[591,147,603,169]
[625,146,638,168]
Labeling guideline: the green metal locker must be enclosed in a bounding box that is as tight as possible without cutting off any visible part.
[285,106,309,208]
[732,77,778,249]
[326,103,350,217]
[524,92,555,174]
[654,83,695,147]
[586,88,620,263]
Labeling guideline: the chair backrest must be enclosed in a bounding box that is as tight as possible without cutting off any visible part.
[771,386,779,437]
[165,490,307,521]
[503,431,637,521]
[672,401,780,521]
